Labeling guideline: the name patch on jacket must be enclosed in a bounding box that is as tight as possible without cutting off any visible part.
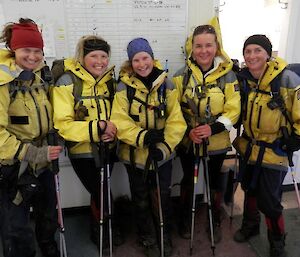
[10,116,29,125]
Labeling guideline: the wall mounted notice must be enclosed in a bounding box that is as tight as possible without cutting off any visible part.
[1,0,187,75]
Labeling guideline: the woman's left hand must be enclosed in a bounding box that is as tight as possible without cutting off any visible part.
[197,124,212,139]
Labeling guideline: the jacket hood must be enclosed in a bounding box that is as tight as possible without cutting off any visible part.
[238,56,287,90]
[64,58,115,87]
[185,16,233,71]
[186,54,233,84]
[0,49,45,85]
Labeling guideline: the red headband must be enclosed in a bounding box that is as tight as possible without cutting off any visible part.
[10,23,44,51]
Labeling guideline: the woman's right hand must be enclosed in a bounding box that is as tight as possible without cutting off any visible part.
[98,120,117,142]
[48,145,63,161]
[189,127,203,144]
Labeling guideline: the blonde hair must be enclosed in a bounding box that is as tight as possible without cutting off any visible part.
[120,60,134,76]
[74,35,110,65]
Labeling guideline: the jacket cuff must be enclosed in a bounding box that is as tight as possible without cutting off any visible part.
[88,120,100,142]
[138,129,147,148]
[210,122,226,135]
[156,142,171,160]
[17,143,29,161]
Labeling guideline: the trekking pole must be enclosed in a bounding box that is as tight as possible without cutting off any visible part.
[99,142,105,257]
[185,96,204,255]
[151,145,164,257]
[190,144,200,256]
[202,141,215,255]
[91,142,105,257]
[203,98,215,255]
[281,127,300,209]
[230,126,241,224]
[105,143,113,257]
[48,129,68,257]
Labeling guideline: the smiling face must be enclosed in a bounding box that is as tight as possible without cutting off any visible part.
[192,33,218,71]
[131,51,154,77]
[14,47,43,71]
[83,50,109,78]
[243,44,269,78]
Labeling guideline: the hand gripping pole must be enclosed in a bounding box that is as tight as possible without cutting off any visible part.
[48,129,68,257]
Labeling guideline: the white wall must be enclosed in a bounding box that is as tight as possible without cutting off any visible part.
[278,0,300,62]
[219,0,286,63]
[187,0,216,34]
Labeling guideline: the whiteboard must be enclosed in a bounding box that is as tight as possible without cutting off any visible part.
[0,0,188,75]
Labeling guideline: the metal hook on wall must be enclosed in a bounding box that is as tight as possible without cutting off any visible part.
[214,1,226,16]
[278,0,288,9]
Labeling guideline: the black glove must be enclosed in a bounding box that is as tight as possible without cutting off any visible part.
[149,147,164,161]
[281,133,300,153]
[144,129,164,146]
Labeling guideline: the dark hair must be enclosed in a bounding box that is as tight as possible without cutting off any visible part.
[0,18,36,53]
[192,25,217,44]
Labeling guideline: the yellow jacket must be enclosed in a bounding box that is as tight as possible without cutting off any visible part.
[0,49,52,167]
[110,61,187,169]
[234,57,300,171]
[173,54,241,155]
[51,58,115,158]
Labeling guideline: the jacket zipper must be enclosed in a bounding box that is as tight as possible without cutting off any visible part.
[29,91,43,138]
[257,105,262,129]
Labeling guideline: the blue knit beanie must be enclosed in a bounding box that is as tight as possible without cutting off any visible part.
[127,38,154,61]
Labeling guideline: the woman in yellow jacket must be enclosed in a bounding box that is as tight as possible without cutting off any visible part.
[233,35,300,257]
[51,35,123,250]
[0,18,62,257]
[172,25,240,242]
[111,38,186,257]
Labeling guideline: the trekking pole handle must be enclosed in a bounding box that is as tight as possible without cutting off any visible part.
[48,128,60,174]
[281,126,294,167]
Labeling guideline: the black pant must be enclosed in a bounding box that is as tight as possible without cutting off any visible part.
[177,146,227,224]
[70,157,114,212]
[240,165,287,219]
[178,146,227,192]
[0,164,57,257]
[125,160,173,242]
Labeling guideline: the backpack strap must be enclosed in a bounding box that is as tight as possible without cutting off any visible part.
[126,84,167,120]
[182,66,192,92]
[126,85,136,117]
[106,78,115,103]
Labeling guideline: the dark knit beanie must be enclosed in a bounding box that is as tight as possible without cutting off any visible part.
[127,38,154,61]
[243,34,272,57]
[83,38,110,57]
[10,23,43,50]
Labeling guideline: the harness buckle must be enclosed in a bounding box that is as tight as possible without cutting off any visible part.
[251,138,257,146]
